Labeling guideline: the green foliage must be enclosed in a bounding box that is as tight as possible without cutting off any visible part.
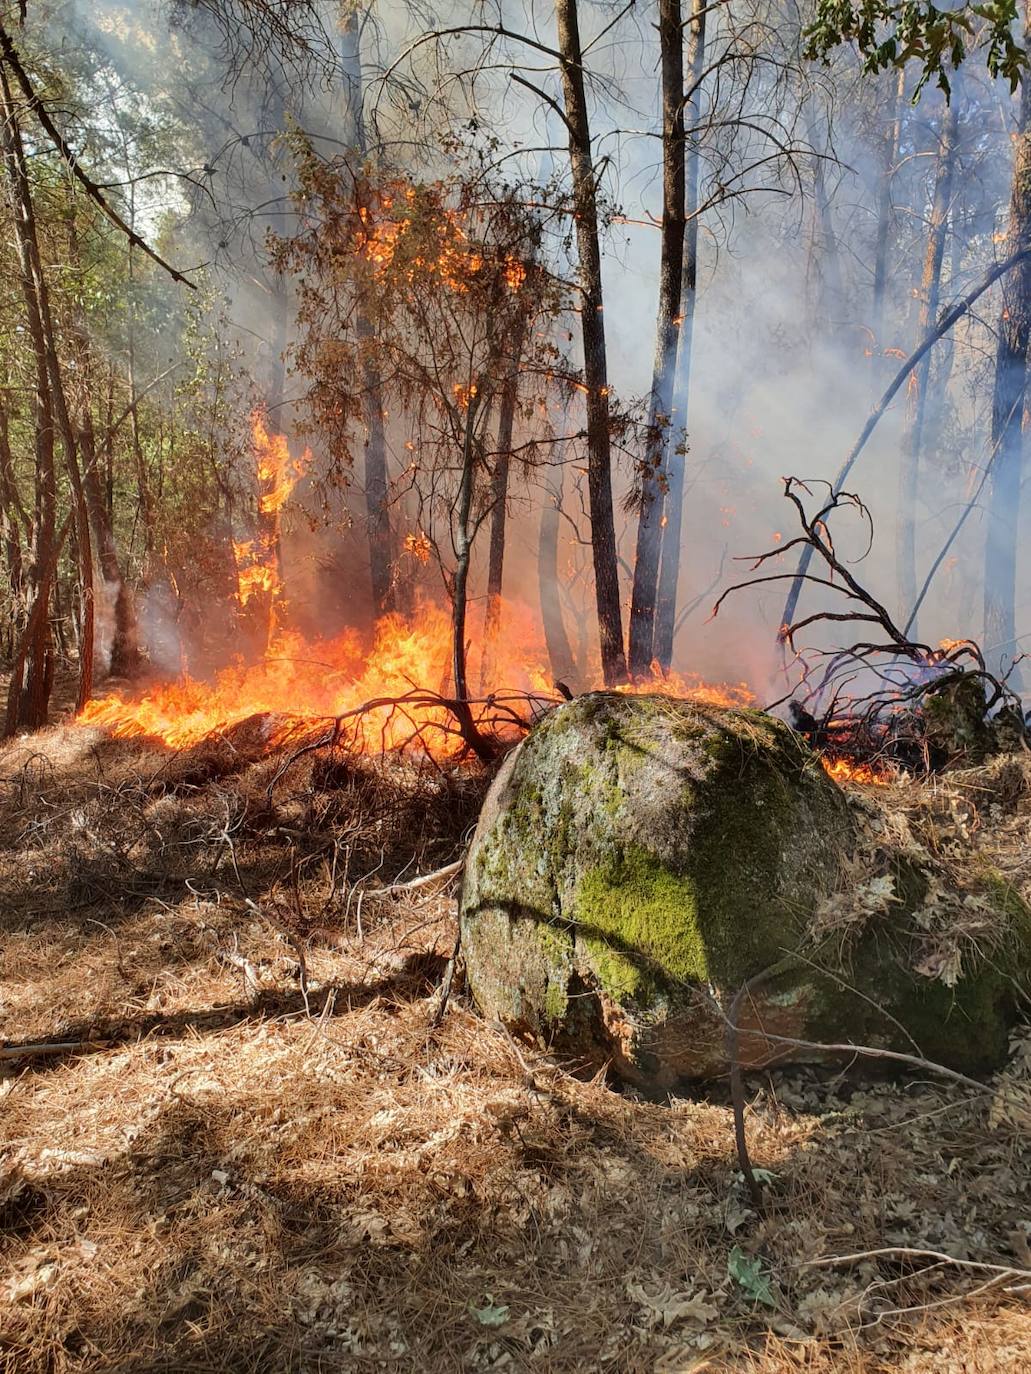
[805,0,1027,96]
[727,1247,777,1308]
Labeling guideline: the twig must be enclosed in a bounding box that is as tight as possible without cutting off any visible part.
[220,937,262,1007]
[726,1022,987,1093]
[288,861,312,1015]
[801,1245,1031,1282]
[724,972,768,1209]
[430,926,463,1028]
[377,858,465,894]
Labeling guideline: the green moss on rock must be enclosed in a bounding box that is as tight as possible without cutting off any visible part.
[459,692,1030,1085]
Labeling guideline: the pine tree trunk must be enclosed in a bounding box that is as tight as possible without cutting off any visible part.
[629,0,685,679]
[0,404,26,646]
[342,7,394,616]
[896,94,959,632]
[653,0,707,672]
[555,0,627,684]
[1,63,57,728]
[984,6,1031,679]
[538,464,579,691]
[480,374,519,691]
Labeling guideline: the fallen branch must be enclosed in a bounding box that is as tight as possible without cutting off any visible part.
[728,1022,987,1093]
[377,858,465,894]
[1,1039,106,1060]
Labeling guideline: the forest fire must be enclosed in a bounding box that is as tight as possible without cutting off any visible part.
[76,604,758,759]
[72,411,756,759]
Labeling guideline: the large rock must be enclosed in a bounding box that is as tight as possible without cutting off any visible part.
[459,692,1026,1085]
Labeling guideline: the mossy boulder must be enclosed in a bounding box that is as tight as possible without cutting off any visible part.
[459,692,1029,1086]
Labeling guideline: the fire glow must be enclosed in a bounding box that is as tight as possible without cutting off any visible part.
[820,755,893,786]
[73,411,762,758]
[77,605,757,757]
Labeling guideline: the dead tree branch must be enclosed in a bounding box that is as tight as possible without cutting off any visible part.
[778,244,1031,641]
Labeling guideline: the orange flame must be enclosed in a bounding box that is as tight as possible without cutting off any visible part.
[253,411,306,515]
[75,402,760,760]
[77,604,554,755]
[77,596,760,760]
[820,756,893,786]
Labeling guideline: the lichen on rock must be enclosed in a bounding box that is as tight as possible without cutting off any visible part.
[459,692,1031,1086]
[460,692,850,1084]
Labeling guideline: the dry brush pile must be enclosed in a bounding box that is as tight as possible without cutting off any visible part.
[0,721,1029,1373]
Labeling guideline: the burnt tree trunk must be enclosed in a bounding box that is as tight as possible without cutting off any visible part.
[896,92,959,633]
[450,390,494,762]
[480,370,519,691]
[538,464,579,692]
[555,0,627,685]
[653,0,707,673]
[629,0,685,679]
[984,4,1031,680]
[342,7,394,616]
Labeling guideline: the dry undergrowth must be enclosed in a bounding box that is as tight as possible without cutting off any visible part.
[1,722,1029,1373]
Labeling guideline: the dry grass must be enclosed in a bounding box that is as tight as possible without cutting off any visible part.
[1,721,1030,1372]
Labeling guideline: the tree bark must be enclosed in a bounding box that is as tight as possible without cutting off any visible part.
[1,62,95,713]
[538,464,579,692]
[629,0,685,679]
[0,62,59,727]
[555,0,627,684]
[0,406,25,655]
[984,7,1031,680]
[896,92,959,634]
[653,0,707,673]
[480,372,519,691]
[342,6,394,616]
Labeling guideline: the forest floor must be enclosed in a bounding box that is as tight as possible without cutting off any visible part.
[0,716,1029,1373]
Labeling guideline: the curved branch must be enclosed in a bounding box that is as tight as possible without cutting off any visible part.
[0,18,196,289]
[777,244,1031,643]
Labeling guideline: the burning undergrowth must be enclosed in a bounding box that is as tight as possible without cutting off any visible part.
[806,752,1031,999]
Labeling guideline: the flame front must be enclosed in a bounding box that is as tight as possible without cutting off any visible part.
[75,409,760,760]
[78,602,757,759]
